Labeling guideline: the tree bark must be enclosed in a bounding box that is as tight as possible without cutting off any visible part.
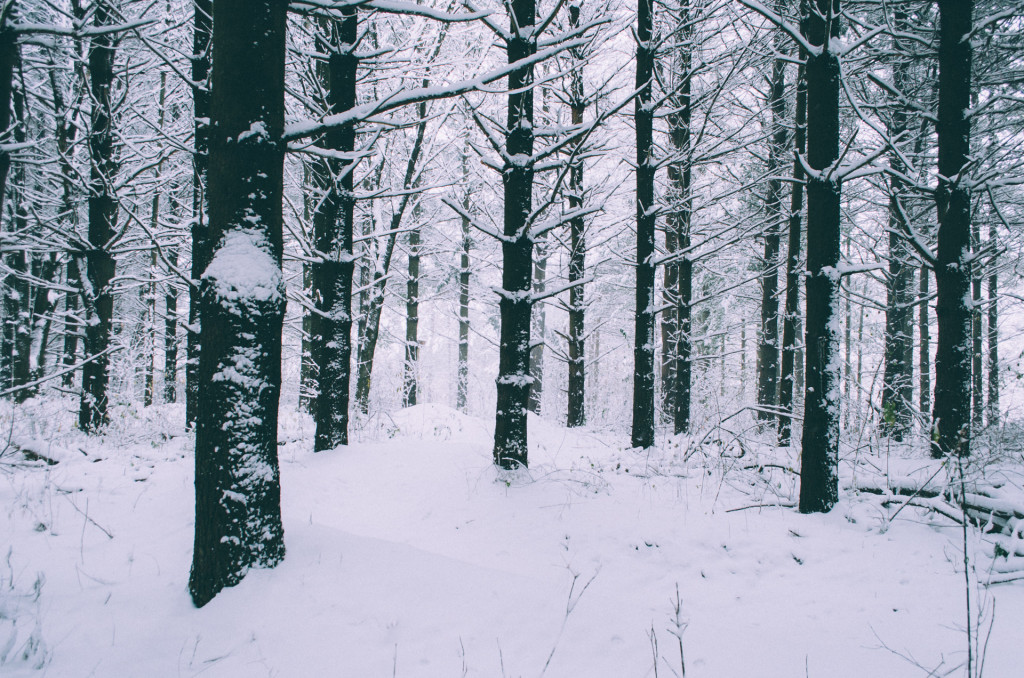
[987,223,998,426]
[631,0,656,450]
[667,0,693,436]
[0,3,17,224]
[778,54,806,446]
[189,0,288,608]
[457,155,471,412]
[164,246,178,403]
[80,0,119,431]
[311,12,357,451]
[971,219,983,428]
[566,1,586,428]
[756,38,786,421]
[493,0,537,468]
[931,0,973,458]
[919,264,930,416]
[880,14,914,440]
[799,0,841,514]
[187,0,212,429]
[527,235,546,415]
[403,205,421,408]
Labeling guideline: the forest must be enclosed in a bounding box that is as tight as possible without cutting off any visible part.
[1,0,1024,676]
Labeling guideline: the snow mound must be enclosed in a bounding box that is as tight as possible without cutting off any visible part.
[385,403,491,442]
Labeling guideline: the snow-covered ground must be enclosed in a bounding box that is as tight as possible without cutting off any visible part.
[2,398,1023,677]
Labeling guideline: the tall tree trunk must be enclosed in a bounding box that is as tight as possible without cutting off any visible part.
[667,0,693,436]
[756,37,786,420]
[298,159,315,414]
[164,246,178,403]
[61,257,81,387]
[919,264,930,416]
[493,0,537,468]
[527,235,546,415]
[566,1,586,428]
[8,84,32,400]
[403,204,421,408]
[631,0,656,450]
[48,37,84,390]
[778,53,806,445]
[799,0,841,514]
[881,15,914,440]
[29,254,58,390]
[353,104,429,415]
[144,70,168,408]
[0,2,17,223]
[311,12,358,452]
[931,0,973,458]
[987,223,998,426]
[80,0,119,431]
[660,232,678,419]
[189,0,288,608]
[187,0,212,429]
[971,219,983,428]
[457,159,471,413]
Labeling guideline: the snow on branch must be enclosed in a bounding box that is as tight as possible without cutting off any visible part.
[283,37,589,142]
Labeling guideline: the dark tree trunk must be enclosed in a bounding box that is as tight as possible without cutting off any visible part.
[164,246,178,403]
[799,0,841,514]
[457,171,471,413]
[756,40,786,421]
[189,0,288,608]
[631,0,656,450]
[47,41,84,389]
[298,164,315,414]
[403,208,420,408]
[144,71,168,407]
[8,85,32,400]
[493,0,537,468]
[919,263,930,416]
[667,0,693,436]
[29,254,58,391]
[778,55,806,446]
[353,102,428,416]
[931,0,973,458]
[971,219,983,428]
[566,3,586,428]
[0,3,17,223]
[80,1,119,431]
[311,12,357,452]
[187,0,212,430]
[61,257,81,387]
[881,17,914,440]
[987,224,998,426]
[527,236,546,415]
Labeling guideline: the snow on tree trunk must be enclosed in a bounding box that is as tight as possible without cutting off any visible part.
[566,3,586,428]
[667,0,693,437]
[881,13,914,441]
[80,0,119,431]
[987,223,999,425]
[631,0,656,450]
[778,54,806,447]
[798,0,841,514]
[311,11,358,452]
[493,0,537,469]
[756,30,786,422]
[931,0,973,459]
[189,0,287,608]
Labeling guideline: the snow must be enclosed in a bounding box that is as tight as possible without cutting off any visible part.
[202,230,284,314]
[2,399,1023,677]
